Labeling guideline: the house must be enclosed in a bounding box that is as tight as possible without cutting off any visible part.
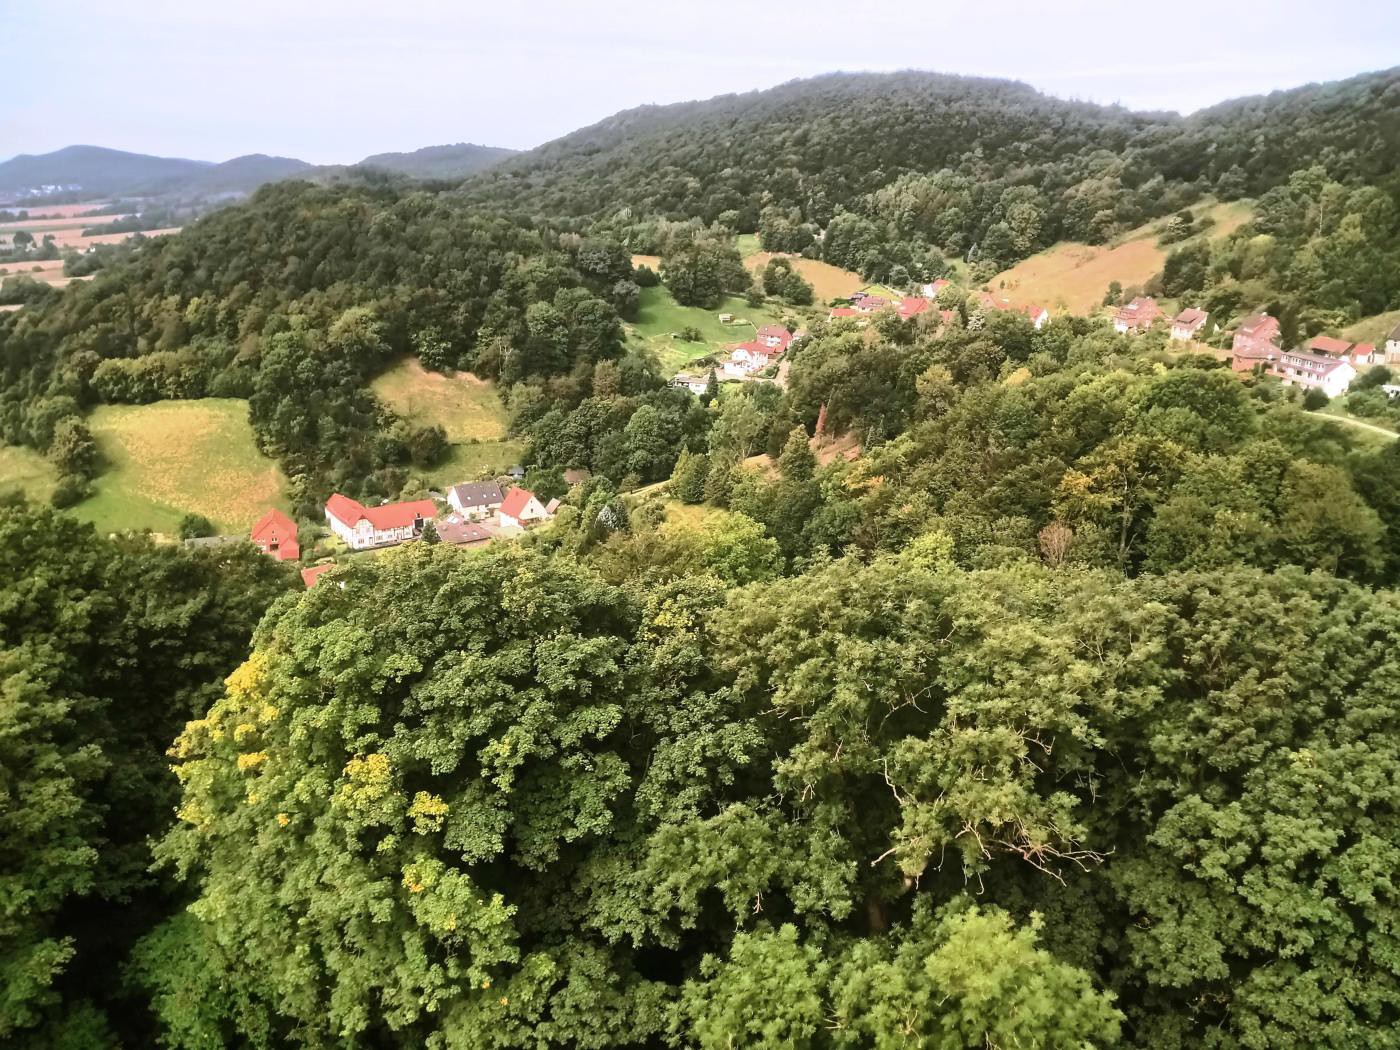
[1349,344,1377,366]
[1308,335,1353,358]
[718,313,734,324]
[1272,350,1356,397]
[849,292,888,313]
[897,296,930,320]
[544,497,561,515]
[325,494,438,550]
[920,279,952,299]
[1231,344,1281,374]
[975,291,1014,313]
[250,509,300,562]
[447,480,504,519]
[300,562,339,589]
[1233,313,1281,354]
[1386,321,1400,363]
[725,342,775,376]
[755,324,794,352]
[498,487,549,529]
[436,513,492,547]
[1170,308,1208,341]
[673,374,709,396]
[828,306,866,322]
[1022,304,1050,330]
[507,466,526,480]
[1113,296,1162,333]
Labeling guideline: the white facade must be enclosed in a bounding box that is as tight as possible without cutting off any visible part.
[325,510,420,550]
[499,493,549,529]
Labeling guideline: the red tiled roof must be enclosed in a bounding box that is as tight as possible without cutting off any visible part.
[897,296,930,319]
[326,494,437,531]
[829,307,861,318]
[300,563,338,589]
[1354,343,1376,359]
[1308,335,1353,357]
[1115,296,1161,327]
[1173,308,1207,327]
[1023,304,1048,320]
[499,488,537,520]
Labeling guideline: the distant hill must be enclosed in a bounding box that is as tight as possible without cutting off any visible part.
[0,141,516,204]
[0,145,211,198]
[355,143,518,180]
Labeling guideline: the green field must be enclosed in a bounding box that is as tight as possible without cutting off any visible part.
[628,286,787,373]
[70,399,288,536]
[0,445,57,503]
[371,357,522,486]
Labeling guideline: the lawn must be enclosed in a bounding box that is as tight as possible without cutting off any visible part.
[372,357,510,442]
[419,439,526,489]
[628,285,787,374]
[0,445,57,503]
[70,399,288,536]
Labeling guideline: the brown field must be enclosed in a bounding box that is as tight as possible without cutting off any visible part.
[69,226,181,249]
[989,200,1255,316]
[0,201,113,219]
[631,254,662,272]
[744,252,865,301]
[370,357,509,442]
[0,259,67,281]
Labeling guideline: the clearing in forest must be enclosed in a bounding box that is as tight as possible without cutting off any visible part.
[371,357,522,485]
[70,399,287,535]
[744,252,865,301]
[0,445,57,503]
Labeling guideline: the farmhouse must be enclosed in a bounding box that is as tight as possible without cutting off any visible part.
[447,480,504,519]
[920,279,952,298]
[1308,335,1354,358]
[498,487,549,529]
[1170,308,1208,341]
[897,296,930,320]
[325,493,438,550]
[1233,313,1281,354]
[1272,350,1356,397]
[755,324,794,351]
[976,291,1014,313]
[1231,344,1281,373]
[1349,343,1378,366]
[1022,304,1050,330]
[672,374,710,395]
[250,508,299,562]
[1113,296,1162,333]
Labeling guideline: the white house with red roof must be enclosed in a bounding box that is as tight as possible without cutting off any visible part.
[250,509,299,562]
[920,279,952,299]
[897,296,931,320]
[1273,350,1356,397]
[1387,321,1400,363]
[1308,335,1354,358]
[1170,308,1208,341]
[1349,343,1378,366]
[755,325,794,351]
[1022,304,1050,330]
[325,494,438,550]
[498,487,549,529]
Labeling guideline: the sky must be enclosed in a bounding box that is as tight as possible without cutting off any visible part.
[5,0,1399,164]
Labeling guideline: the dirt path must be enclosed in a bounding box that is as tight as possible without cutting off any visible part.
[1308,411,1398,440]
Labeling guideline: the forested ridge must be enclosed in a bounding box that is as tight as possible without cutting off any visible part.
[5,66,1400,1048]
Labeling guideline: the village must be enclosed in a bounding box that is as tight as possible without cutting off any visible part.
[213,475,570,589]
[675,272,1400,406]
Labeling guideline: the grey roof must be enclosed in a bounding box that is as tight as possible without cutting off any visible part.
[1389,321,1400,343]
[448,481,503,506]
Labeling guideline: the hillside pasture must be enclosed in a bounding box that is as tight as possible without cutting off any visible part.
[371,357,522,486]
[989,200,1255,315]
[628,285,787,373]
[1344,309,1400,348]
[744,252,865,301]
[371,358,509,442]
[71,399,287,535]
[0,445,57,503]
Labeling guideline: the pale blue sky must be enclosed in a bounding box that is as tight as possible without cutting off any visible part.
[5,0,1398,164]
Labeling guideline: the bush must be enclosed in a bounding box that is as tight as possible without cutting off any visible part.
[1302,388,1330,410]
[50,474,92,509]
[178,513,217,539]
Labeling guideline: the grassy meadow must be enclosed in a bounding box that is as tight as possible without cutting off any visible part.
[70,399,287,536]
[371,357,523,486]
[0,445,57,504]
[628,285,787,373]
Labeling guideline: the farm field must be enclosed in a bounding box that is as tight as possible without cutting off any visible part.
[371,357,522,486]
[0,199,180,278]
[630,254,662,273]
[628,285,787,373]
[743,252,865,301]
[0,445,57,503]
[70,399,288,535]
[989,199,1253,315]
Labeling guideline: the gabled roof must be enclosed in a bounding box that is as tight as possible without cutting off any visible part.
[1353,343,1376,359]
[448,480,503,507]
[1388,321,1400,342]
[1173,308,1207,327]
[301,563,338,589]
[1023,304,1049,320]
[436,514,492,546]
[326,494,436,531]
[1114,296,1161,326]
[1237,312,1279,337]
[1280,349,1351,374]
[251,508,297,544]
[1307,335,1353,357]
[499,487,538,520]
[897,296,930,319]
[828,307,862,318]
[756,324,792,344]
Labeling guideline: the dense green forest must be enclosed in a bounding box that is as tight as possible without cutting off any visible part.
[5,66,1400,1047]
